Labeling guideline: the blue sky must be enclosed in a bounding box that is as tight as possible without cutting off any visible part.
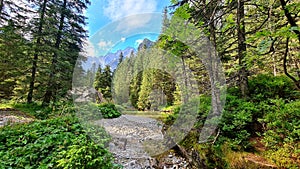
[83,0,171,57]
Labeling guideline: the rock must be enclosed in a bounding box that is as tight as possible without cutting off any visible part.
[158,152,190,169]
[94,114,191,169]
[95,115,164,168]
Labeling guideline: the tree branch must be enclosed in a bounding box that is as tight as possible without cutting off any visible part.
[280,0,300,43]
[283,38,300,89]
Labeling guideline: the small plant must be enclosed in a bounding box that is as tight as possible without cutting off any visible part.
[98,103,121,119]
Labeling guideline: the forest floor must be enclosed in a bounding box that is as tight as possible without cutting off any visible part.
[245,138,278,168]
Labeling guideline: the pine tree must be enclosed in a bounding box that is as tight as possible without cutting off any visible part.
[93,65,112,100]
[41,0,90,105]
[237,0,249,97]
[0,20,29,99]
[27,0,48,103]
[0,0,30,26]
[102,65,112,99]
[94,65,103,91]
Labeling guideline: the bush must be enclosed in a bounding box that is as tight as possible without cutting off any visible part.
[219,94,259,150]
[248,74,299,101]
[57,135,117,169]
[261,99,300,148]
[98,103,121,119]
[0,116,116,169]
[195,95,212,128]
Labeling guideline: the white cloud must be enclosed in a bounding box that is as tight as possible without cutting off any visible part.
[98,40,113,50]
[96,40,114,56]
[115,14,153,33]
[81,40,96,57]
[104,0,157,21]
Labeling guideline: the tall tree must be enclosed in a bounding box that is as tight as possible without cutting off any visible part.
[102,65,113,99]
[27,0,48,103]
[0,21,29,99]
[42,0,90,105]
[162,7,170,33]
[94,65,112,100]
[0,0,30,25]
[237,0,249,97]
[43,0,68,105]
[94,65,103,91]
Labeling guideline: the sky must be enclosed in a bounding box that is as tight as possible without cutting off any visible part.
[84,0,171,57]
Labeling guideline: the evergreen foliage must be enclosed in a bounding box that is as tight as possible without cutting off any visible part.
[94,65,113,100]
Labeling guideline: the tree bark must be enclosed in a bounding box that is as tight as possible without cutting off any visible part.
[27,0,47,103]
[237,0,249,98]
[42,0,67,106]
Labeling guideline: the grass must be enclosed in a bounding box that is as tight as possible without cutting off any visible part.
[0,103,13,109]
[0,102,55,120]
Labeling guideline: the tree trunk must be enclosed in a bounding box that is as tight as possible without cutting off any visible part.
[273,54,277,76]
[42,0,66,106]
[181,56,189,103]
[27,0,47,103]
[237,0,249,98]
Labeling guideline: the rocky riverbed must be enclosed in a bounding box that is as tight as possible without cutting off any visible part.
[96,115,190,169]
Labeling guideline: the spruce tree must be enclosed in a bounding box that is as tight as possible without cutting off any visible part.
[41,0,90,105]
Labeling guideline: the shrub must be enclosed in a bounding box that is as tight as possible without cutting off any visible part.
[195,95,211,128]
[261,99,300,148]
[115,104,125,112]
[98,103,121,119]
[0,116,116,169]
[57,135,117,169]
[248,74,299,101]
[256,99,300,168]
[219,95,258,150]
